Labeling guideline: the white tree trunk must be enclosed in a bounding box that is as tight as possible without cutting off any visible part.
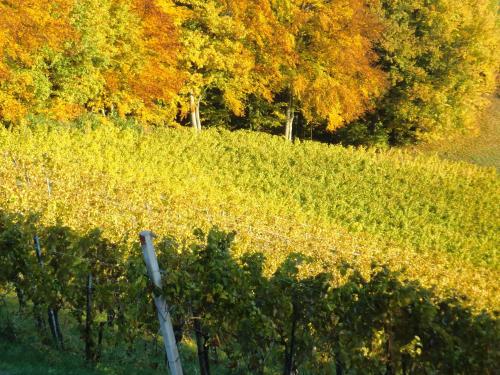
[285,91,294,142]
[190,94,198,130]
[195,98,202,131]
[190,94,202,131]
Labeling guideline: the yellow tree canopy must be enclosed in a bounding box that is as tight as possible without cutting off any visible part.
[0,0,74,122]
[0,0,183,125]
[282,0,386,130]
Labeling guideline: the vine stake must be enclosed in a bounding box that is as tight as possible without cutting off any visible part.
[139,230,183,375]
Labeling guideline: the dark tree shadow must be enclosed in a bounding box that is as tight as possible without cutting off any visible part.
[1,210,498,375]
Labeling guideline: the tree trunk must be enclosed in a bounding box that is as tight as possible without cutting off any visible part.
[283,312,297,375]
[212,346,219,365]
[97,321,105,361]
[190,94,202,131]
[33,303,45,331]
[203,338,211,375]
[335,359,344,375]
[401,354,410,375]
[48,308,59,347]
[15,285,26,311]
[54,309,64,349]
[190,94,198,130]
[48,307,64,350]
[194,319,210,375]
[196,97,202,130]
[285,88,294,142]
[107,309,115,327]
[385,331,395,375]
[85,273,95,362]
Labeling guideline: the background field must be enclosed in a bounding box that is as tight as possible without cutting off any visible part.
[412,96,500,170]
[1,121,498,311]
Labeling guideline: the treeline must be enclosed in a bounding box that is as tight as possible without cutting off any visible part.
[0,0,498,145]
[0,211,498,374]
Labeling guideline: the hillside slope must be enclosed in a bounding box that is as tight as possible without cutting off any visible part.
[0,122,498,309]
[413,96,500,170]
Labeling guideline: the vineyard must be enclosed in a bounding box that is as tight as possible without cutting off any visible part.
[1,0,498,372]
[0,119,499,373]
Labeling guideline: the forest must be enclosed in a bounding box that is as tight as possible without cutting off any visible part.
[0,0,498,145]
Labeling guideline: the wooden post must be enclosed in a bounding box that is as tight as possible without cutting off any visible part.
[139,231,183,375]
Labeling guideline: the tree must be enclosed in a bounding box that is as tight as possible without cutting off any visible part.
[175,0,258,130]
[0,0,74,124]
[341,0,499,145]
[233,0,387,140]
[50,0,183,125]
[122,0,184,124]
[0,0,183,126]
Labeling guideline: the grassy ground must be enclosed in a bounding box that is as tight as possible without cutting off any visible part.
[0,297,225,375]
[0,295,308,375]
[0,340,210,375]
[412,96,500,170]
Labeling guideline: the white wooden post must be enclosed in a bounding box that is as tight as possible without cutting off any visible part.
[139,231,183,375]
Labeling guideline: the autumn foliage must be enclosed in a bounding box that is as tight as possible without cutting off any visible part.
[0,0,74,121]
[0,0,498,144]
